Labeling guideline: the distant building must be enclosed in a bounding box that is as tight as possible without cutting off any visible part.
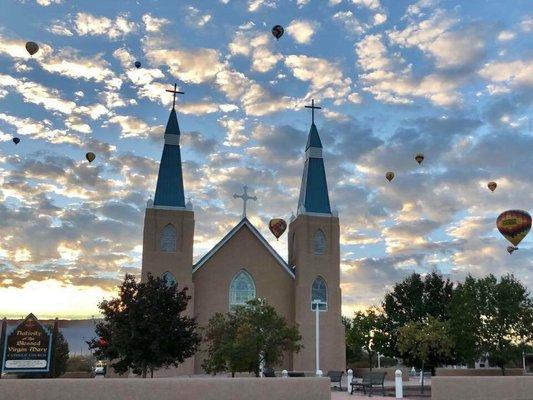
[140,98,345,375]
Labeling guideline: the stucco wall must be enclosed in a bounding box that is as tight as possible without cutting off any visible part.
[432,376,533,400]
[193,224,295,373]
[0,377,330,400]
[435,368,524,376]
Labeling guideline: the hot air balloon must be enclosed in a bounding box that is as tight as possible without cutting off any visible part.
[134,61,141,69]
[385,171,395,182]
[496,210,531,248]
[12,137,20,145]
[507,246,517,255]
[25,41,39,56]
[85,152,96,163]
[487,181,497,192]
[415,153,424,165]
[271,25,284,40]
[269,218,287,240]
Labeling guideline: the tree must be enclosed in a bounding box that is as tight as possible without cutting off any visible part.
[203,298,302,377]
[345,308,384,369]
[67,355,95,373]
[88,274,200,378]
[451,274,533,375]
[379,271,453,366]
[397,317,452,393]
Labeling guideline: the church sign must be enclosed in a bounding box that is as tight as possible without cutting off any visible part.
[2,313,52,373]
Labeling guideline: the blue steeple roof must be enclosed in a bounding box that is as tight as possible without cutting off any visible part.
[298,123,331,214]
[305,123,322,150]
[153,108,185,208]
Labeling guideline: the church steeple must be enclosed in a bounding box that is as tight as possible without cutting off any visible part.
[153,84,185,208]
[297,100,331,215]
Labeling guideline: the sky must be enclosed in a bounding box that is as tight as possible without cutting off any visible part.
[0,0,531,319]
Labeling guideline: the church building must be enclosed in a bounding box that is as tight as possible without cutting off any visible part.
[141,91,346,375]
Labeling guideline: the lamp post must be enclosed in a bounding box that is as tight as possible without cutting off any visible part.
[312,299,326,376]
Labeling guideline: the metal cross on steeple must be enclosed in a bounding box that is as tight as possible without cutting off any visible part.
[305,99,322,124]
[233,185,257,218]
[165,83,184,109]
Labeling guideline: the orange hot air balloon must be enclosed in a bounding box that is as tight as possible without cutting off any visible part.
[496,210,531,247]
[85,152,96,163]
[269,218,287,240]
[414,153,424,165]
[385,171,395,182]
[488,182,497,192]
[507,246,517,255]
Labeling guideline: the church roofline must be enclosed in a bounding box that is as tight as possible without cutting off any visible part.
[192,217,295,279]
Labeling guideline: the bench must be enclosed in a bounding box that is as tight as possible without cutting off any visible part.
[326,370,344,391]
[350,372,386,397]
[263,367,276,377]
[288,371,305,377]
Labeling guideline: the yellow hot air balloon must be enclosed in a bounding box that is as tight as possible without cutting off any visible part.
[415,153,424,165]
[385,171,395,182]
[25,41,39,56]
[487,181,497,192]
[85,152,96,163]
[496,210,531,247]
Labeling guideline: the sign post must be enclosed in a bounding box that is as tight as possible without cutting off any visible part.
[1,313,53,375]
[0,318,6,379]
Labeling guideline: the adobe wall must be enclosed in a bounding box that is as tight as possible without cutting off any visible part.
[432,376,533,400]
[435,368,524,376]
[0,377,330,400]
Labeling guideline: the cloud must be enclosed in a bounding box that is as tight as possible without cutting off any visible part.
[356,34,461,105]
[142,14,169,32]
[478,59,533,92]
[332,11,367,35]
[286,20,318,44]
[185,6,212,28]
[219,117,248,147]
[107,115,164,139]
[229,31,282,73]
[248,0,277,12]
[73,12,137,39]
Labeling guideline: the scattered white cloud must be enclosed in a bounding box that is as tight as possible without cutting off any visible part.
[107,115,164,139]
[497,30,515,42]
[286,19,318,44]
[142,14,169,32]
[74,12,137,40]
[248,0,277,12]
[219,117,248,146]
[185,6,212,28]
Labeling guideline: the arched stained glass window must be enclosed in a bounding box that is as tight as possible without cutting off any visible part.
[161,224,177,252]
[313,229,326,255]
[162,271,176,287]
[229,270,256,310]
[311,276,327,311]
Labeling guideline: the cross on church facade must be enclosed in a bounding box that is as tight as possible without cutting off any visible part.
[305,99,322,124]
[233,185,257,218]
[166,83,184,109]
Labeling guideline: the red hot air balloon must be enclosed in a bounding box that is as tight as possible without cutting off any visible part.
[496,210,531,248]
[269,218,287,240]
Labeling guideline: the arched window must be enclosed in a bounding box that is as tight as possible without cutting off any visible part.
[161,224,177,252]
[229,270,256,310]
[162,271,176,287]
[311,277,327,311]
[313,229,326,255]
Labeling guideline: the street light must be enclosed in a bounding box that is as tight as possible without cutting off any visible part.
[312,299,327,376]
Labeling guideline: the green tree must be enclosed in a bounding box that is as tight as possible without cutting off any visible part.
[379,271,453,366]
[345,308,384,369]
[66,355,95,373]
[88,274,201,378]
[397,317,452,393]
[450,274,533,375]
[203,299,302,377]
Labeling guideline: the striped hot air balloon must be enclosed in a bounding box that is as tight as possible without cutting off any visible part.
[496,210,531,248]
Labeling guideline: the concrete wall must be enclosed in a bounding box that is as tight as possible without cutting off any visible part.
[351,367,410,382]
[0,377,330,400]
[432,376,533,400]
[435,368,524,376]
